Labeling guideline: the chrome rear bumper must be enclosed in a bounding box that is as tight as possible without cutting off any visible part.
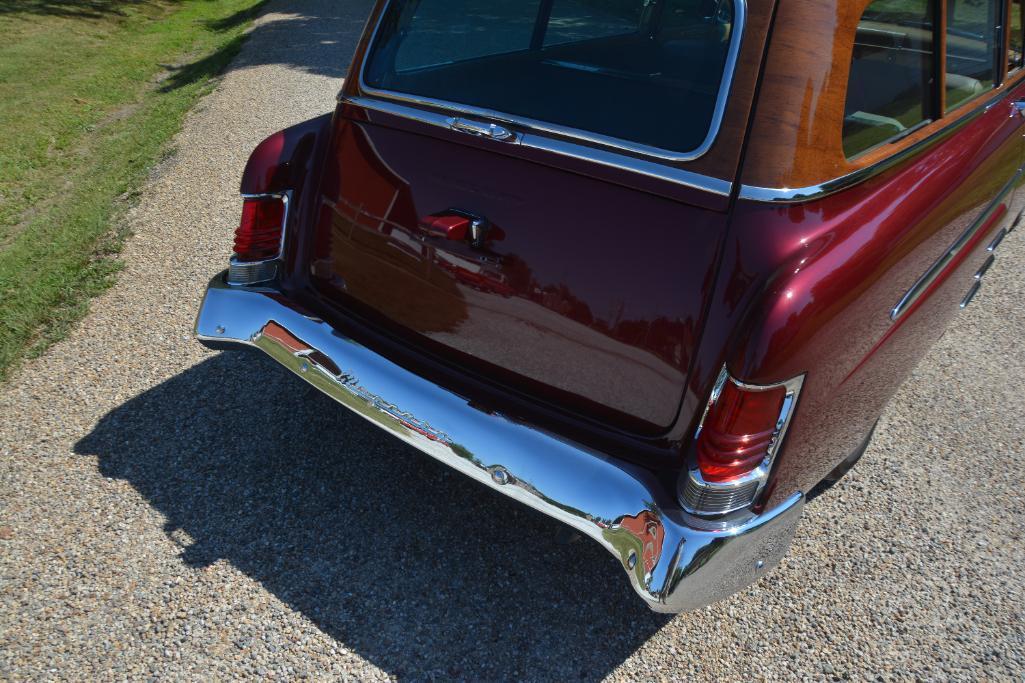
[195,273,804,612]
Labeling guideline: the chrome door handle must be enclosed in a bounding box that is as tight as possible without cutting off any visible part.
[1011,101,1025,119]
[447,117,515,141]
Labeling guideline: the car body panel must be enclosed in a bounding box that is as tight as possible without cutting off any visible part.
[305,113,729,432]
[709,84,1025,507]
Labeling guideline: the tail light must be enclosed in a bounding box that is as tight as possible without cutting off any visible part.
[227,192,290,285]
[679,365,803,517]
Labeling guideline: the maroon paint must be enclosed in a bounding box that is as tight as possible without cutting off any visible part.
[695,87,1025,508]
[304,114,727,433]
[239,113,334,277]
[240,113,333,195]
[232,56,1025,508]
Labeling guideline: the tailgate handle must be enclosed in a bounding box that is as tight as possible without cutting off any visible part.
[447,117,515,142]
[421,212,501,248]
[422,214,472,241]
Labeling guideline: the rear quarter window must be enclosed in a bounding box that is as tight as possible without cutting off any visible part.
[842,0,936,159]
[362,0,741,156]
[945,0,1002,111]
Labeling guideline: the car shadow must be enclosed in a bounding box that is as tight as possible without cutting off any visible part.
[75,351,670,680]
[76,1,671,677]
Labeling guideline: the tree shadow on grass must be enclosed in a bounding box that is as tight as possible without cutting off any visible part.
[0,0,162,19]
[6,0,370,90]
[75,351,670,680]
[202,0,268,32]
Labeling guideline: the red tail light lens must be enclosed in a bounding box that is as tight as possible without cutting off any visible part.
[696,382,787,482]
[680,366,803,517]
[233,196,285,262]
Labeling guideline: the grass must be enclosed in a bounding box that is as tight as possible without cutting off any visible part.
[0,0,266,382]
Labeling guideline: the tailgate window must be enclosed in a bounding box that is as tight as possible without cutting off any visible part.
[362,0,741,156]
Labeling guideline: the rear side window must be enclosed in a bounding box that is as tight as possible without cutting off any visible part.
[1010,0,1024,74]
[363,0,741,155]
[843,0,1016,158]
[945,0,1002,111]
[842,0,936,159]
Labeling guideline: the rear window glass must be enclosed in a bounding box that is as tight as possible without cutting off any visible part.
[842,0,936,159]
[363,0,739,155]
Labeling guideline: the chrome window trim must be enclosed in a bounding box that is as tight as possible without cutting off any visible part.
[678,364,805,517]
[738,76,1025,204]
[342,95,733,196]
[890,166,1020,320]
[351,0,747,164]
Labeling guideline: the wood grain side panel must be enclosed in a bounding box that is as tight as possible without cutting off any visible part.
[741,0,865,189]
[742,0,1025,191]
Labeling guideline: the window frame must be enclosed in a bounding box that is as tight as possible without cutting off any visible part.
[1006,0,1024,76]
[357,0,748,164]
[842,0,941,160]
[943,0,1004,113]
[843,0,1022,161]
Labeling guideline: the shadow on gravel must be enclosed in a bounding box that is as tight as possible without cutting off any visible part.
[159,0,370,92]
[76,352,669,680]
[181,0,373,88]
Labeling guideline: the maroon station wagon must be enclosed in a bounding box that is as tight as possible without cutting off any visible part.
[196,0,1023,611]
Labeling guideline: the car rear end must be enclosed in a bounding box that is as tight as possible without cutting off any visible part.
[196,0,808,612]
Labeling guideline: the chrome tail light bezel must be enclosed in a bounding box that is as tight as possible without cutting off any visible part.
[678,365,804,518]
[226,190,291,286]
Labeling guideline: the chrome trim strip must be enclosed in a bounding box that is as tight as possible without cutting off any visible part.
[195,274,804,613]
[960,280,982,308]
[343,96,733,197]
[975,254,995,279]
[446,117,517,142]
[737,90,1003,204]
[679,365,804,516]
[890,168,1020,321]
[987,227,1007,252]
[350,0,747,164]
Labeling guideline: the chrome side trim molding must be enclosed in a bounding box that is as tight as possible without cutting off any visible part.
[195,274,804,613]
[975,254,995,279]
[987,227,1007,252]
[343,96,733,197]
[890,167,1020,321]
[679,365,804,516]
[960,280,982,308]
[352,0,747,164]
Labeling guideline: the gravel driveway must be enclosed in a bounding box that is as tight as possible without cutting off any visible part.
[2,2,1024,680]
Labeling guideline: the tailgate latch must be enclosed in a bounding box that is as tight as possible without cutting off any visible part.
[421,211,499,249]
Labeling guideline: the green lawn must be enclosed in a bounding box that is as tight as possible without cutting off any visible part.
[0,0,265,381]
